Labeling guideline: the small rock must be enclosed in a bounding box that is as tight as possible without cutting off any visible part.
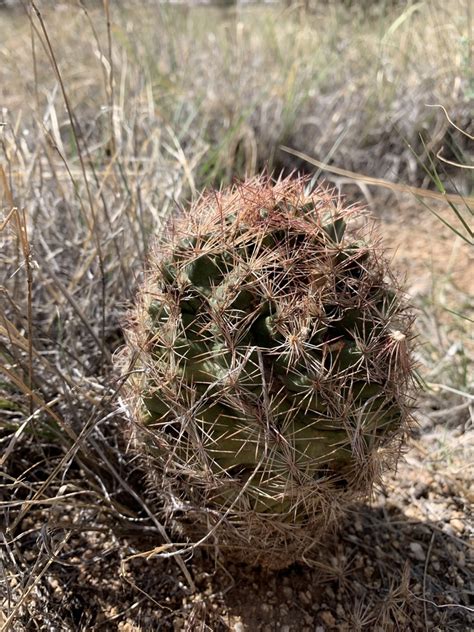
[324,586,335,600]
[282,586,293,600]
[450,519,464,533]
[409,542,425,562]
[49,577,61,592]
[173,618,184,632]
[413,482,429,499]
[442,523,455,536]
[319,610,336,627]
[364,565,374,579]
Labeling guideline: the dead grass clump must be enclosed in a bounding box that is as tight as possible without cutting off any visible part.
[1,2,472,189]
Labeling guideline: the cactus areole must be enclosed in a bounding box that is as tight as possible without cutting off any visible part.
[123,177,415,569]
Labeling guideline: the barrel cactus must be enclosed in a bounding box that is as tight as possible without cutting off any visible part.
[122,176,414,569]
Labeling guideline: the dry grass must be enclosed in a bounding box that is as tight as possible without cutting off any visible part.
[0,1,472,630]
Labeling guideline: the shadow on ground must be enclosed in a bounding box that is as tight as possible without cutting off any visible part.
[5,500,471,631]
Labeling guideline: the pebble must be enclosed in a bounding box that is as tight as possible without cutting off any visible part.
[173,618,184,631]
[409,542,425,561]
[282,586,293,600]
[49,578,61,592]
[364,566,374,579]
[413,482,429,498]
[319,610,336,627]
[450,518,464,532]
[324,586,335,600]
[442,523,455,536]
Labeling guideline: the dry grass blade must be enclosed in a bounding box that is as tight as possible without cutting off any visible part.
[281,146,474,207]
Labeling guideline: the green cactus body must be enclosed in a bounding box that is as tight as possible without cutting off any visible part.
[123,177,414,569]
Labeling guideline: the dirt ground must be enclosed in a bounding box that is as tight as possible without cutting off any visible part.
[6,431,471,631]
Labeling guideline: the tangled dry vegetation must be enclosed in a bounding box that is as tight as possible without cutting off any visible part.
[0,1,472,630]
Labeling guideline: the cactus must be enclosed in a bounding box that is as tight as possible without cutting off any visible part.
[122,176,415,569]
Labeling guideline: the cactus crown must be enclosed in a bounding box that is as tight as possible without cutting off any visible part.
[124,176,414,569]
